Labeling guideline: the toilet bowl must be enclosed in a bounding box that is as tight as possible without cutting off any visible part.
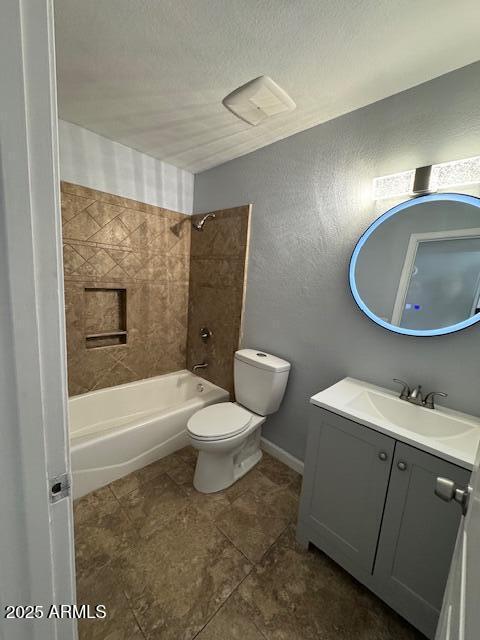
[188,402,266,493]
[187,349,290,493]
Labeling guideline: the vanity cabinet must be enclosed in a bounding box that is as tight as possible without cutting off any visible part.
[297,406,470,639]
[373,442,469,635]
[296,408,395,575]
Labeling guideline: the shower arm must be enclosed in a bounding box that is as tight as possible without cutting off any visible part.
[192,213,216,231]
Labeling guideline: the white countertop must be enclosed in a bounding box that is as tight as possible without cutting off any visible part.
[310,377,480,470]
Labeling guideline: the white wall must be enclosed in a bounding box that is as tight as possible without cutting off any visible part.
[194,61,480,461]
[59,119,194,213]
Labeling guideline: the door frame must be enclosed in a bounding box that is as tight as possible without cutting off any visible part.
[391,227,480,326]
[1,1,76,638]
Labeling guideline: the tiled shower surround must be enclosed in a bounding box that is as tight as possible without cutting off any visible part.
[187,206,251,395]
[61,182,250,396]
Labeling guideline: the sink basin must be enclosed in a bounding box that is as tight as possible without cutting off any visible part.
[345,390,475,439]
[310,377,480,469]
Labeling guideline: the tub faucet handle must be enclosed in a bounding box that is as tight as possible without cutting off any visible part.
[200,327,212,342]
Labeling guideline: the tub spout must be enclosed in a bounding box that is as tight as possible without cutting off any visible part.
[192,362,208,373]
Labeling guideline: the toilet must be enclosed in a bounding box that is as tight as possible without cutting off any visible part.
[187,349,290,493]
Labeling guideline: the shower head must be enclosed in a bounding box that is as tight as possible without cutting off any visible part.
[192,213,216,231]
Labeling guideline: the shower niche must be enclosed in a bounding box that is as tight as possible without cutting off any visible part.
[84,287,127,348]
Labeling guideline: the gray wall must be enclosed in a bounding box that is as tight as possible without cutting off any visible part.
[194,62,480,461]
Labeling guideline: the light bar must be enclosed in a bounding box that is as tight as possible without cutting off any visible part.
[373,154,480,200]
[430,155,480,191]
[373,170,415,201]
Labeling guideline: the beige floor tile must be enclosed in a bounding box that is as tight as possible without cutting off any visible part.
[166,456,196,487]
[74,506,137,578]
[195,591,265,640]
[289,472,304,496]
[185,486,232,520]
[120,473,188,538]
[261,485,300,522]
[73,485,119,527]
[236,525,424,640]
[119,504,252,640]
[222,467,278,504]
[215,490,289,563]
[174,445,198,465]
[110,454,182,498]
[74,452,420,640]
[256,452,301,488]
[77,563,144,640]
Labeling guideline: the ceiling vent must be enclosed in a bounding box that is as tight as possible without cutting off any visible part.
[222,76,296,126]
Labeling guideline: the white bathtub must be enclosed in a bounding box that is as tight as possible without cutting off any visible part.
[69,370,229,498]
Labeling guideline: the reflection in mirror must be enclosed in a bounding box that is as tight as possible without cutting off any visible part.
[350,193,480,336]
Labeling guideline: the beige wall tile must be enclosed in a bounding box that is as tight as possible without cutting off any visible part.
[61,183,191,396]
[87,249,118,277]
[86,201,126,227]
[61,192,95,222]
[119,209,146,232]
[63,244,86,275]
[62,182,248,397]
[187,205,250,395]
[84,288,126,334]
[63,210,101,241]
[75,244,101,260]
[88,217,131,245]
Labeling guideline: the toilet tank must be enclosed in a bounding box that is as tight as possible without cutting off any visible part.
[234,349,291,416]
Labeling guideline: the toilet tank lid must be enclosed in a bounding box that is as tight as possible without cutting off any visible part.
[235,349,290,372]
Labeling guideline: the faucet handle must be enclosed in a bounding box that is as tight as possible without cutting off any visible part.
[424,391,448,410]
[393,379,411,399]
[200,327,212,343]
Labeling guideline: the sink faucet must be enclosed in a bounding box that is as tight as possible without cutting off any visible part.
[192,362,208,373]
[408,384,424,406]
[392,379,447,410]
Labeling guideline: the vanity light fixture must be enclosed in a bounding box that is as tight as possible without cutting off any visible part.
[411,165,433,196]
[373,154,480,200]
[373,170,415,201]
[430,154,480,191]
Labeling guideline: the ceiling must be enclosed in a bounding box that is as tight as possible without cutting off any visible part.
[54,0,480,174]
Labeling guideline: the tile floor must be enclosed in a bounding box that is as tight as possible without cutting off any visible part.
[74,447,424,640]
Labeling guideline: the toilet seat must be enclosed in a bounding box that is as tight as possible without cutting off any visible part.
[187,402,252,441]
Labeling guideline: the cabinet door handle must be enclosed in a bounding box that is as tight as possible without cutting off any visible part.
[378,451,388,461]
[397,461,407,471]
[435,477,472,516]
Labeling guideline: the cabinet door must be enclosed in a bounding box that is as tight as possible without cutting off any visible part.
[298,407,395,577]
[374,442,470,639]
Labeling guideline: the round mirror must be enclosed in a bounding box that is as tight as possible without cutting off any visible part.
[349,193,480,336]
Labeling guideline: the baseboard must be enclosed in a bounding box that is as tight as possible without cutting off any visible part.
[260,437,304,475]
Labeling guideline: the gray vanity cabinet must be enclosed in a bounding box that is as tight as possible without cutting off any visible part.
[296,407,395,577]
[297,405,470,639]
[373,442,470,637]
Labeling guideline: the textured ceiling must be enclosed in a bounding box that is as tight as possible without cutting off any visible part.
[54,0,480,173]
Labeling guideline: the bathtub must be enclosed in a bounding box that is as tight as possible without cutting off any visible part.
[69,370,229,498]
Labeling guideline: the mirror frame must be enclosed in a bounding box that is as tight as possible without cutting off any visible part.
[349,192,480,336]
